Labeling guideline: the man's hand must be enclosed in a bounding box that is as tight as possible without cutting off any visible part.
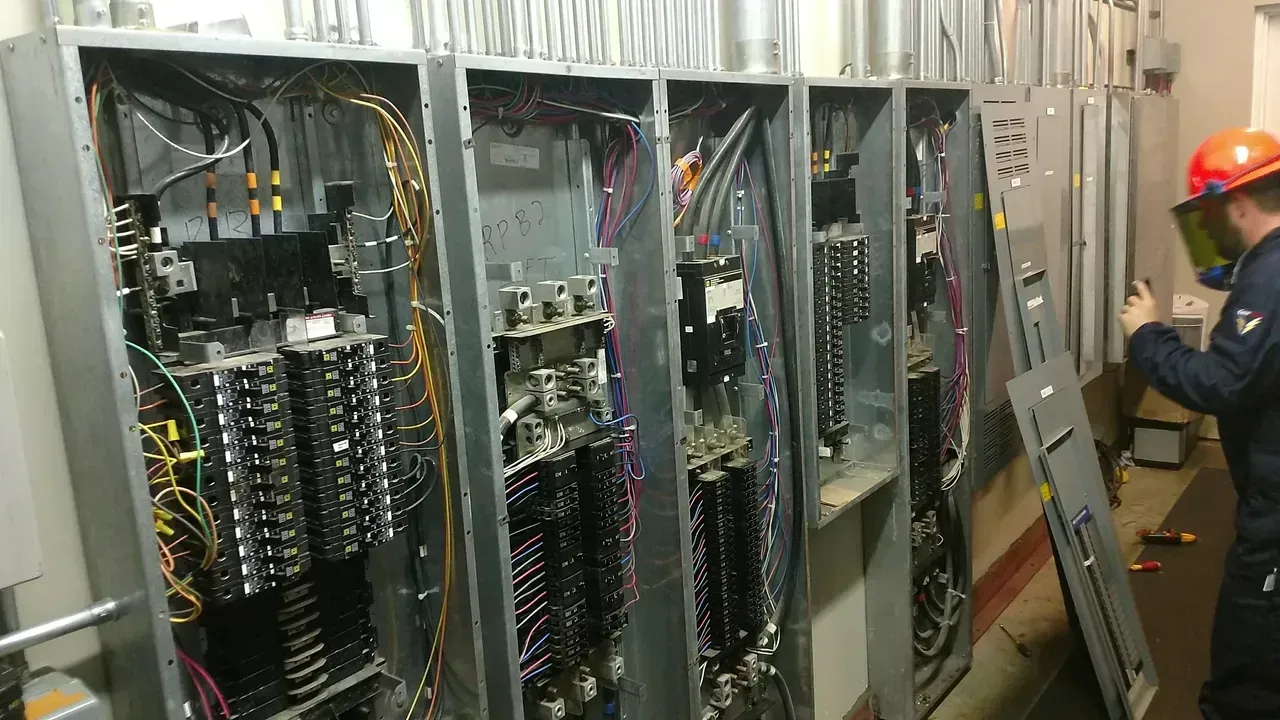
[1120,281,1160,337]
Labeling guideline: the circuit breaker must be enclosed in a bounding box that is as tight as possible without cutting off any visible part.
[677,256,748,383]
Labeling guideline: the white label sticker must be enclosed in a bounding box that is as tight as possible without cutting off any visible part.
[1011,177,1022,188]
[306,312,336,339]
[1040,385,1055,399]
[334,439,350,453]
[1021,261,1032,270]
[596,349,607,386]
[1045,170,1055,176]
[1027,296,1044,310]
[1087,96,1096,104]
[489,142,541,170]
[916,230,939,260]
[1047,107,1056,115]
[704,279,745,324]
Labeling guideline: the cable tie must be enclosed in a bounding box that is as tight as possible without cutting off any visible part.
[603,186,614,195]
[947,589,967,600]
[412,300,428,311]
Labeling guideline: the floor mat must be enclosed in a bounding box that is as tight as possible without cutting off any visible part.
[1027,466,1236,720]
[1128,466,1235,719]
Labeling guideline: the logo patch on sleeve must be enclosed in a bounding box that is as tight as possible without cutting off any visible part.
[1236,309,1265,336]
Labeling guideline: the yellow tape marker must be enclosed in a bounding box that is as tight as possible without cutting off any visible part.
[974,193,985,211]
[1040,483,1053,502]
[994,212,1007,231]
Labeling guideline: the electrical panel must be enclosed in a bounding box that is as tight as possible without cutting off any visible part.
[812,232,870,440]
[494,280,628,710]
[0,37,457,720]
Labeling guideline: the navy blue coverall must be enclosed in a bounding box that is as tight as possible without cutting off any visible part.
[1129,228,1280,719]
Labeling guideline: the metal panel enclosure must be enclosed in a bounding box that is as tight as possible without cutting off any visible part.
[1,28,479,719]
[1105,92,1134,363]
[1071,89,1108,383]
[1007,354,1158,720]
[428,55,686,720]
[1128,96,1180,332]
[1030,87,1072,345]
[970,85,1030,485]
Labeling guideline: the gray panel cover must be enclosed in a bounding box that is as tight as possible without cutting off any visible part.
[1003,187,1064,367]
[1008,354,1158,720]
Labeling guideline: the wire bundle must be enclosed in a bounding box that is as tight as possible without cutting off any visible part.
[593,120,656,611]
[922,116,970,492]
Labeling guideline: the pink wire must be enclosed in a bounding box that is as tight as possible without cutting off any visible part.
[513,560,545,586]
[176,648,230,719]
[510,532,543,558]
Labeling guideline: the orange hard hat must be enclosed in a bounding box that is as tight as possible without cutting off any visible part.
[1174,128,1280,273]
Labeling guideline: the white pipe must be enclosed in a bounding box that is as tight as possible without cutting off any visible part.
[284,0,309,39]
[312,0,331,41]
[355,0,373,44]
[334,0,352,42]
[849,0,870,77]
[710,0,722,68]
[511,0,530,57]
[442,0,464,51]
[529,0,547,58]
[481,0,500,54]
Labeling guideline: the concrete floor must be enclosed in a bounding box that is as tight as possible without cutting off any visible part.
[930,442,1227,720]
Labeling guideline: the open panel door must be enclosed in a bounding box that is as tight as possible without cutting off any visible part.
[1008,355,1158,719]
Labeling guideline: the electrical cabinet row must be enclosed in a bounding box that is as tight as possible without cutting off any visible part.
[0,25,1174,720]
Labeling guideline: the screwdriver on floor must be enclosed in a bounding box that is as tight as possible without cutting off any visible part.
[1129,561,1162,573]
[999,624,1033,658]
[1137,529,1198,544]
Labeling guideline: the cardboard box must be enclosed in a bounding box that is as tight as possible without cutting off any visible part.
[1122,360,1202,425]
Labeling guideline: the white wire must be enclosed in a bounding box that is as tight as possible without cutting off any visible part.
[541,99,640,124]
[134,109,253,161]
[354,206,396,222]
[131,62,320,163]
[358,260,412,275]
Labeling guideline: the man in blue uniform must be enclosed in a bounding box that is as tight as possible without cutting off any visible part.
[1120,127,1280,719]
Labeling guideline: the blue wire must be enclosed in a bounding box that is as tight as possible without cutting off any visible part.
[521,633,551,662]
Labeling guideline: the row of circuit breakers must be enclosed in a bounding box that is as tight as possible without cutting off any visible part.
[117,181,416,719]
[151,342,398,718]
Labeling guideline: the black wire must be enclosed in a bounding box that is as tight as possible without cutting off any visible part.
[677,108,755,236]
[762,116,802,631]
[243,103,282,233]
[152,130,230,199]
[769,670,797,720]
[233,106,262,237]
[200,119,219,241]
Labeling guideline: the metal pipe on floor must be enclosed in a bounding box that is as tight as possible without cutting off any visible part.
[0,600,121,660]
